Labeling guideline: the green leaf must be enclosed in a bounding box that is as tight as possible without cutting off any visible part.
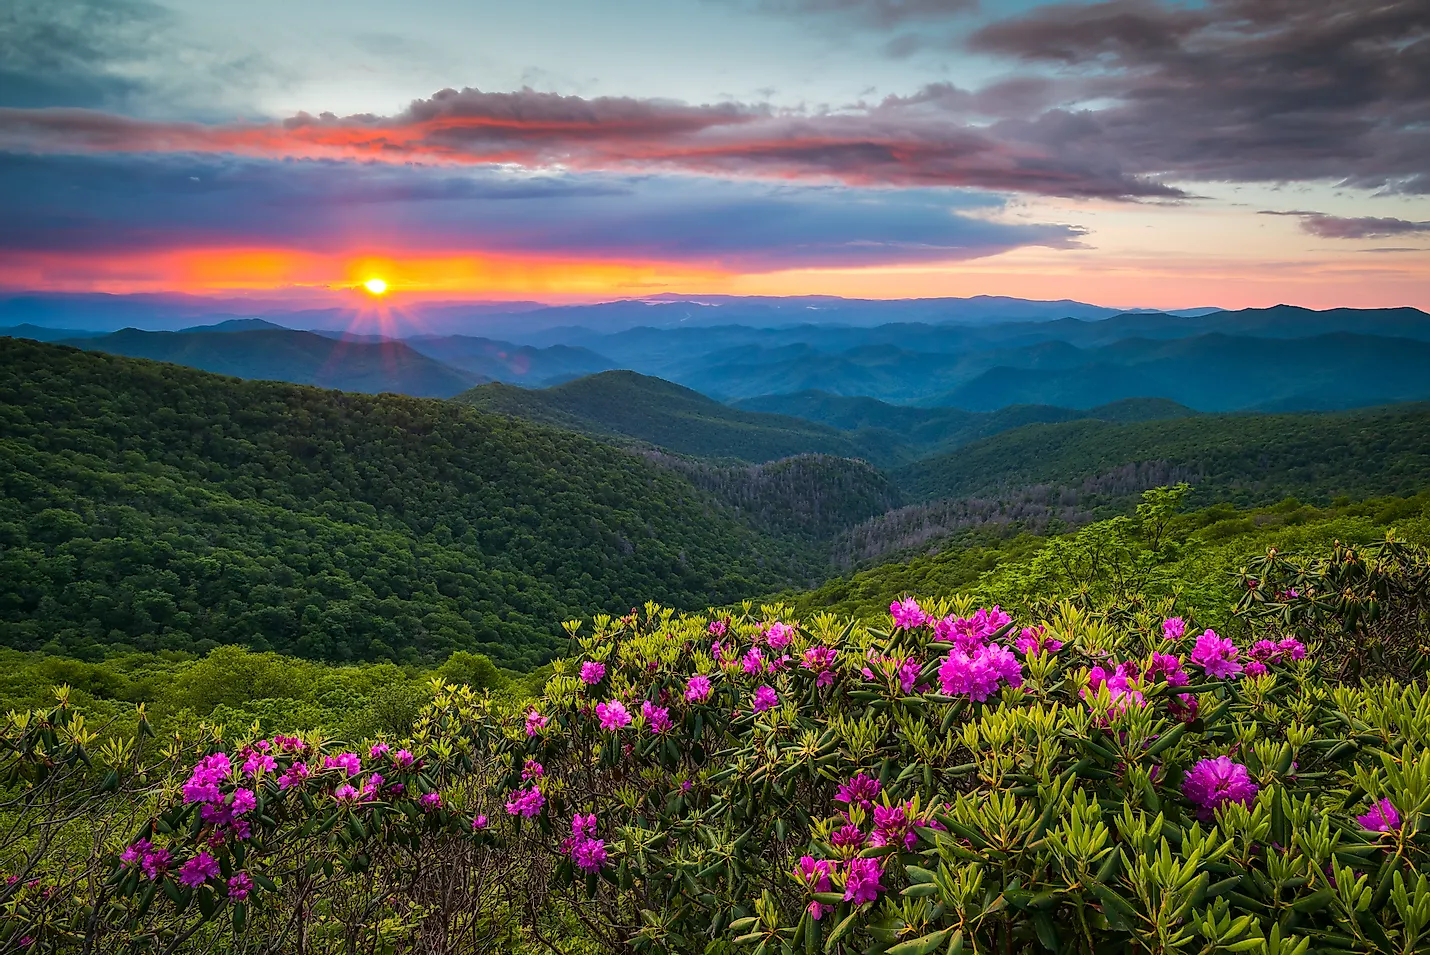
[885,927,952,955]
[823,910,860,952]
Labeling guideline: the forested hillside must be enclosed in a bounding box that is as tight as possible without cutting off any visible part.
[58,327,482,398]
[456,370,886,464]
[895,403,1430,505]
[736,391,1196,457]
[0,340,811,666]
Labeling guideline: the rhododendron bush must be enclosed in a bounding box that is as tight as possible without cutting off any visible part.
[4,542,1430,954]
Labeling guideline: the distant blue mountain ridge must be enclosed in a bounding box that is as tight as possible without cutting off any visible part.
[2,298,1427,413]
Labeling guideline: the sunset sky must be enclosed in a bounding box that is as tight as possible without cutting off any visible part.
[2,0,1428,309]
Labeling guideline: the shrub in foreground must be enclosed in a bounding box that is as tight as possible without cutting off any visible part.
[4,541,1430,954]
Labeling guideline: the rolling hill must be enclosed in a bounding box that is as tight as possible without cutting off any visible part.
[734,391,1197,453]
[403,335,616,385]
[931,333,1430,411]
[57,327,482,398]
[0,339,819,666]
[893,402,1430,506]
[455,370,892,464]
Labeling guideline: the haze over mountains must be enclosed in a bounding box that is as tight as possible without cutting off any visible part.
[5,295,1429,413]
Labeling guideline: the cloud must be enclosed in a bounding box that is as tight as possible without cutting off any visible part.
[0,0,165,109]
[3,0,1424,202]
[967,0,1430,194]
[0,0,278,115]
[736,0,976,28]
[0,86,1182,200]
[0,152,1083,271]
[1261,211,1430,239]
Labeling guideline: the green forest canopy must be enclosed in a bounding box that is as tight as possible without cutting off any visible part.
[0,339,811,667]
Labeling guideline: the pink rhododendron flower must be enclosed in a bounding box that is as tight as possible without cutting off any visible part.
[505,785,545,818]
[229,788,256,816]
[333,784,360,803]
[937,642,1023,701]
[751,685,779,712]
[525,709,548,737]
[277,762,309,790]
[796,856,834,919]
[580,661,606,685]
[572,838,608,872]
[1014,626,1062,656]
[1169,693,1199,723]
[1084,666,1146,716]
[182,753,232,804]
[708,618,728,637]
[472,815,489,830]
[1183,757,1258,819]
[121,839,151,869]
[742,647,769,674]
[896,657,923,694]
[1358,799,1400,833]
[870,801,917,851]
[801,646,838,687]
[831,824,867,851]
[934,607,1012,650]
[393,749,414,768]
[835,773,881,810]
[1145,653,1188,686]
[1248,637,1307,665]
[242,752,276,777]
[1163,617,1187,641]
[360,774,383,799]
[764,621,794,649]
[522,759,545,780]
[596,700,631,731]
[324,753,362,776]
[641,700,672,734]
[843,857,884,904]
[889,597,930,630]
[1190,630,1242,679]
[177,852,219,888]
[140,847,171,881]
[421,792,441,811]
[685,674,713,702]
[1245,661,1268,677]
[226,872,253,901]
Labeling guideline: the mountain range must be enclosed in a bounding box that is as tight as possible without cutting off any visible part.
[6,301,1430,412]
[4,334,1430,665]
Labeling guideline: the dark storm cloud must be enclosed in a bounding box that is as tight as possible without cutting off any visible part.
[1261,211,1430,239]
[0,0,166,109]
[0,152,1083,269]
[967,0,1430,193]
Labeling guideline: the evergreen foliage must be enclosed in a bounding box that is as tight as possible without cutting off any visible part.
[896,404,1430,506]
[0,339,809,666]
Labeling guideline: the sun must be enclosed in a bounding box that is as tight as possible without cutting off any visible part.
[362,277,388,295]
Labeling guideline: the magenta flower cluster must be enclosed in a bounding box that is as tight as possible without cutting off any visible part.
[596,700,631,731]
[795,854,884,916]
[1183,757,1259,819]
[1357,799,1400,833]
[1190,629,1243,679]
[566,813,609,873]
[937,641,1022,702]
[935,606,1013,650]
